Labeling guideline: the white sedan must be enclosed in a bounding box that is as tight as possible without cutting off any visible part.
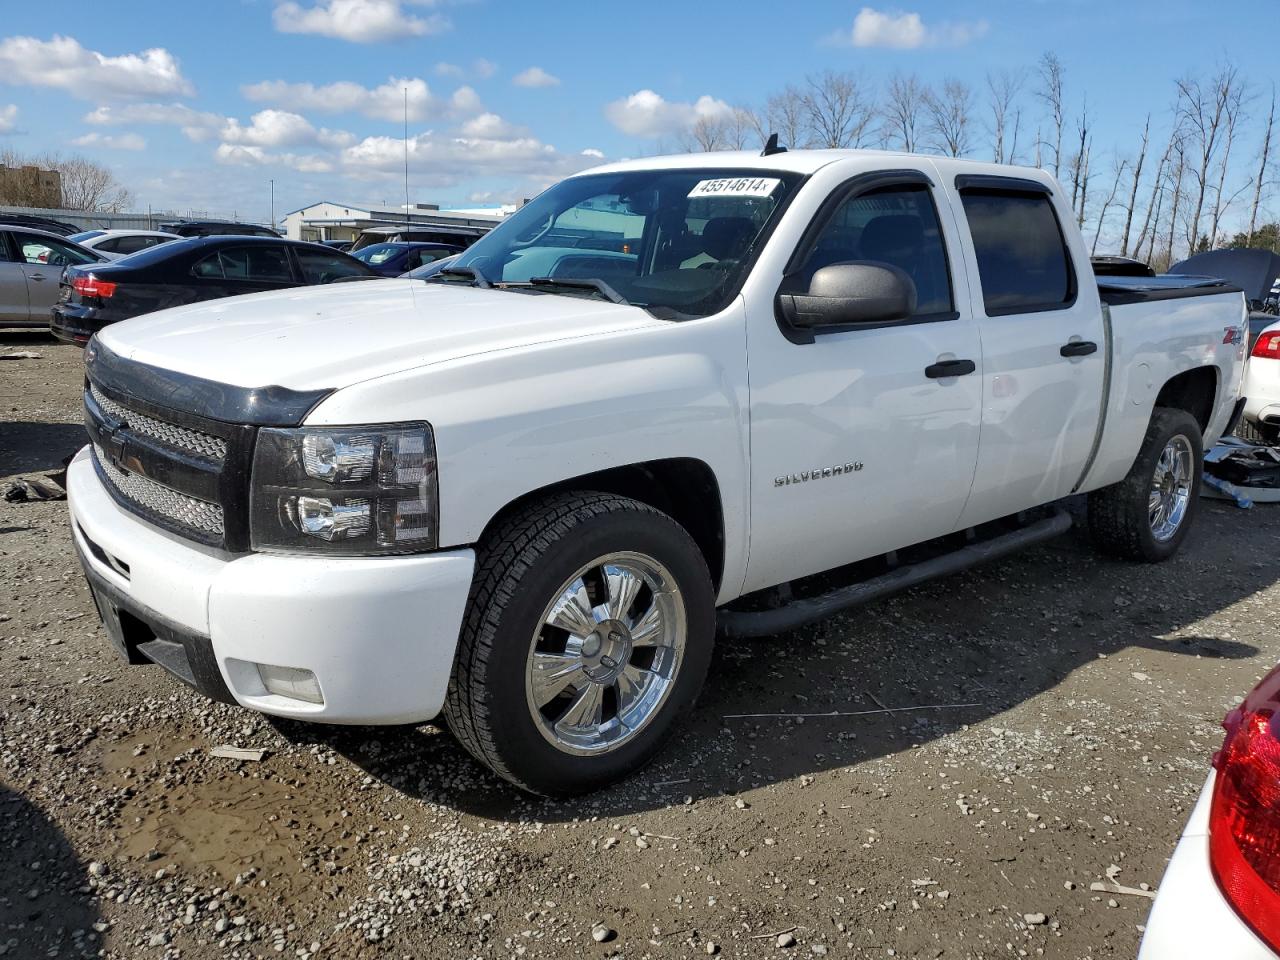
[1139,665,1280,959]
[1243,317,1280,443]
[66,229,181,260]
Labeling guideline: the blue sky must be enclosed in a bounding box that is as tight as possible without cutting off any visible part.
[0,0,1270,234]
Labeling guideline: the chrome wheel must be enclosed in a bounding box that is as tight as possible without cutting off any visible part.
[525,552,686,755]
[1149,434,1193,542]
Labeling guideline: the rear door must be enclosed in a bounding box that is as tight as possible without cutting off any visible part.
[12,232,100,316]
[191,243,299,303]
[943,175,1106,527]
[0,231,31,322]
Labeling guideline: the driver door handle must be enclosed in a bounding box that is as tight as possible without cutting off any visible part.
[1060,340,1097,357]
[924,358,976,379]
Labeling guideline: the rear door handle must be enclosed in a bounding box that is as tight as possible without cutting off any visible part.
[28,273,47,282]
[1060,340,1097,358]
[924,358,976,379]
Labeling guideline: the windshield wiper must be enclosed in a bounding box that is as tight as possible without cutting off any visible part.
[526,276,626,305]
[428,265,492,289]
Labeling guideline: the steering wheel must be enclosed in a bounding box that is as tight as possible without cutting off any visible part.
[509,208,557,249]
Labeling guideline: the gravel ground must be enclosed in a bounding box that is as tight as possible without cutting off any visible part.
[3,333,1278,960]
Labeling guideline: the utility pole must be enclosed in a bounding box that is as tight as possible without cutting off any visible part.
[403,87,410,235]
[269,178,275,232]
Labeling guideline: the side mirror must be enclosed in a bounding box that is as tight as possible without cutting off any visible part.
[778,262,917,330]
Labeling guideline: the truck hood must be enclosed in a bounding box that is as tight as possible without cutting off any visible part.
[97,279,665,391]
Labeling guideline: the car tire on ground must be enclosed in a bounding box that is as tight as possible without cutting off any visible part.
[443,492,715,796]
[1088,406,1203,562]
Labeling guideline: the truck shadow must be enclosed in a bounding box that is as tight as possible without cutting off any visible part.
[0,785,101,957]
[281,501,1267,821]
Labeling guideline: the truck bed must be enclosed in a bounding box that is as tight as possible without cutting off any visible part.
[1096,274,1240,306]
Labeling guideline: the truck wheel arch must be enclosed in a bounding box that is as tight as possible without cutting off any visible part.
[473,458,727,592]
[1153,366,1218,435]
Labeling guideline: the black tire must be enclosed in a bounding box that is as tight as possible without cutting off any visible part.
[443,492,715,796]
[1087,407,1203,562]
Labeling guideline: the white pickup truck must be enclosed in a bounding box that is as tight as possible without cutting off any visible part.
[68,149,1249,795]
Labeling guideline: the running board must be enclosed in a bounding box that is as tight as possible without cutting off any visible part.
[718,509,1073,639]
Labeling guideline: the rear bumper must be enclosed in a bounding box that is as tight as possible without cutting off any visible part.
[1138,773,1275,959]
[67,446,476,724]
[50,304,102,345]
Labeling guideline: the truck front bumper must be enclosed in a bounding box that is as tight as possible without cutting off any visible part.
[67,446,475,725]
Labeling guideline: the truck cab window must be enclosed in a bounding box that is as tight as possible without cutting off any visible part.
[798,185,954,317]
[960,190,1074,315]
[445,169,802,318]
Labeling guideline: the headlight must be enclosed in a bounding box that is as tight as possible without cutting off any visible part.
[250,423,438,555]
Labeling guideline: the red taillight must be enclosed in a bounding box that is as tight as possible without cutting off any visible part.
[1209,666,1280,952]
[1252,332,1280,359]
[71,275,116,299]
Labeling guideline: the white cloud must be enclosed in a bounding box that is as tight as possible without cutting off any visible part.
[513,66,559,89]
[220,109,353,149]
[0,35,193,100]
[840,7,988,49]
[581,148,604,159]
[450,86,483,115]
[215,143,334,174]
[272,0,448,43]
[459,113,525,139]
[604,90,733,139]
[339,129,596,186]
[71,131,146,151]
[242,76,438,122]
[433,59,497,80]
[0,105,17,133]
[83,102,223,141]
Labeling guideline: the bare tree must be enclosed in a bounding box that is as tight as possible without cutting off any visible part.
[0,149,132,211]
[1035,52,1066,176]
[986,69,1025,163]
[882,72,927,152]
[1134,127,1179,260]
[1068,99,1090,217]
[1207,77,1248,248]
[1164,137,1188,265]
[1247,85,1276,245]
[1176,64,1245,252]
[678,114,727,152]
[924,78,974,158]
[758,85,811,150]
[801,70,878,148]
[1092,156,1128,254]
[1119,115,1151,256]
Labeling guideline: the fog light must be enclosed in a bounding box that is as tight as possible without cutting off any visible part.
[257,663,324,704]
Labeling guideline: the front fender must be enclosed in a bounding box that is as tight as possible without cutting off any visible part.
[305,301,752,603]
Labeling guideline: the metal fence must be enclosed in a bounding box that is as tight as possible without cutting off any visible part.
[0,204,273,232]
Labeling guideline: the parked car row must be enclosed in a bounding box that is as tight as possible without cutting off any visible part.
[50,235,378,344]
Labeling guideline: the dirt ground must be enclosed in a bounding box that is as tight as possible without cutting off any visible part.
[3,332,1277,960]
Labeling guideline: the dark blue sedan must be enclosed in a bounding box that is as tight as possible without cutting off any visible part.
[352,242,461,277]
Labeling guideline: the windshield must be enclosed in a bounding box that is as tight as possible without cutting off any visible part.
[69,231,105,243]
[352,243,404,266]
[443,168,802,318]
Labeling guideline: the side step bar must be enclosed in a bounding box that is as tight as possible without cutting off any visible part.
[718,509,1073,639]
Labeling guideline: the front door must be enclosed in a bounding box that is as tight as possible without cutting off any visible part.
[743,168,984,594]
[12,231,101,317]
[942,178,1107,528]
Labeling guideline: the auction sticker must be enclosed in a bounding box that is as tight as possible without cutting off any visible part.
[688,177,781,199]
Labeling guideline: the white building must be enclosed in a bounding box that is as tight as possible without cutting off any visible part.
[282,201,509,245]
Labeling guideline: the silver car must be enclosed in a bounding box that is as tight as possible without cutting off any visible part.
[0,225,105,329]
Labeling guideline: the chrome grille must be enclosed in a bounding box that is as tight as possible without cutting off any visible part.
[90,384,228,461]
[93,444,225,537]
